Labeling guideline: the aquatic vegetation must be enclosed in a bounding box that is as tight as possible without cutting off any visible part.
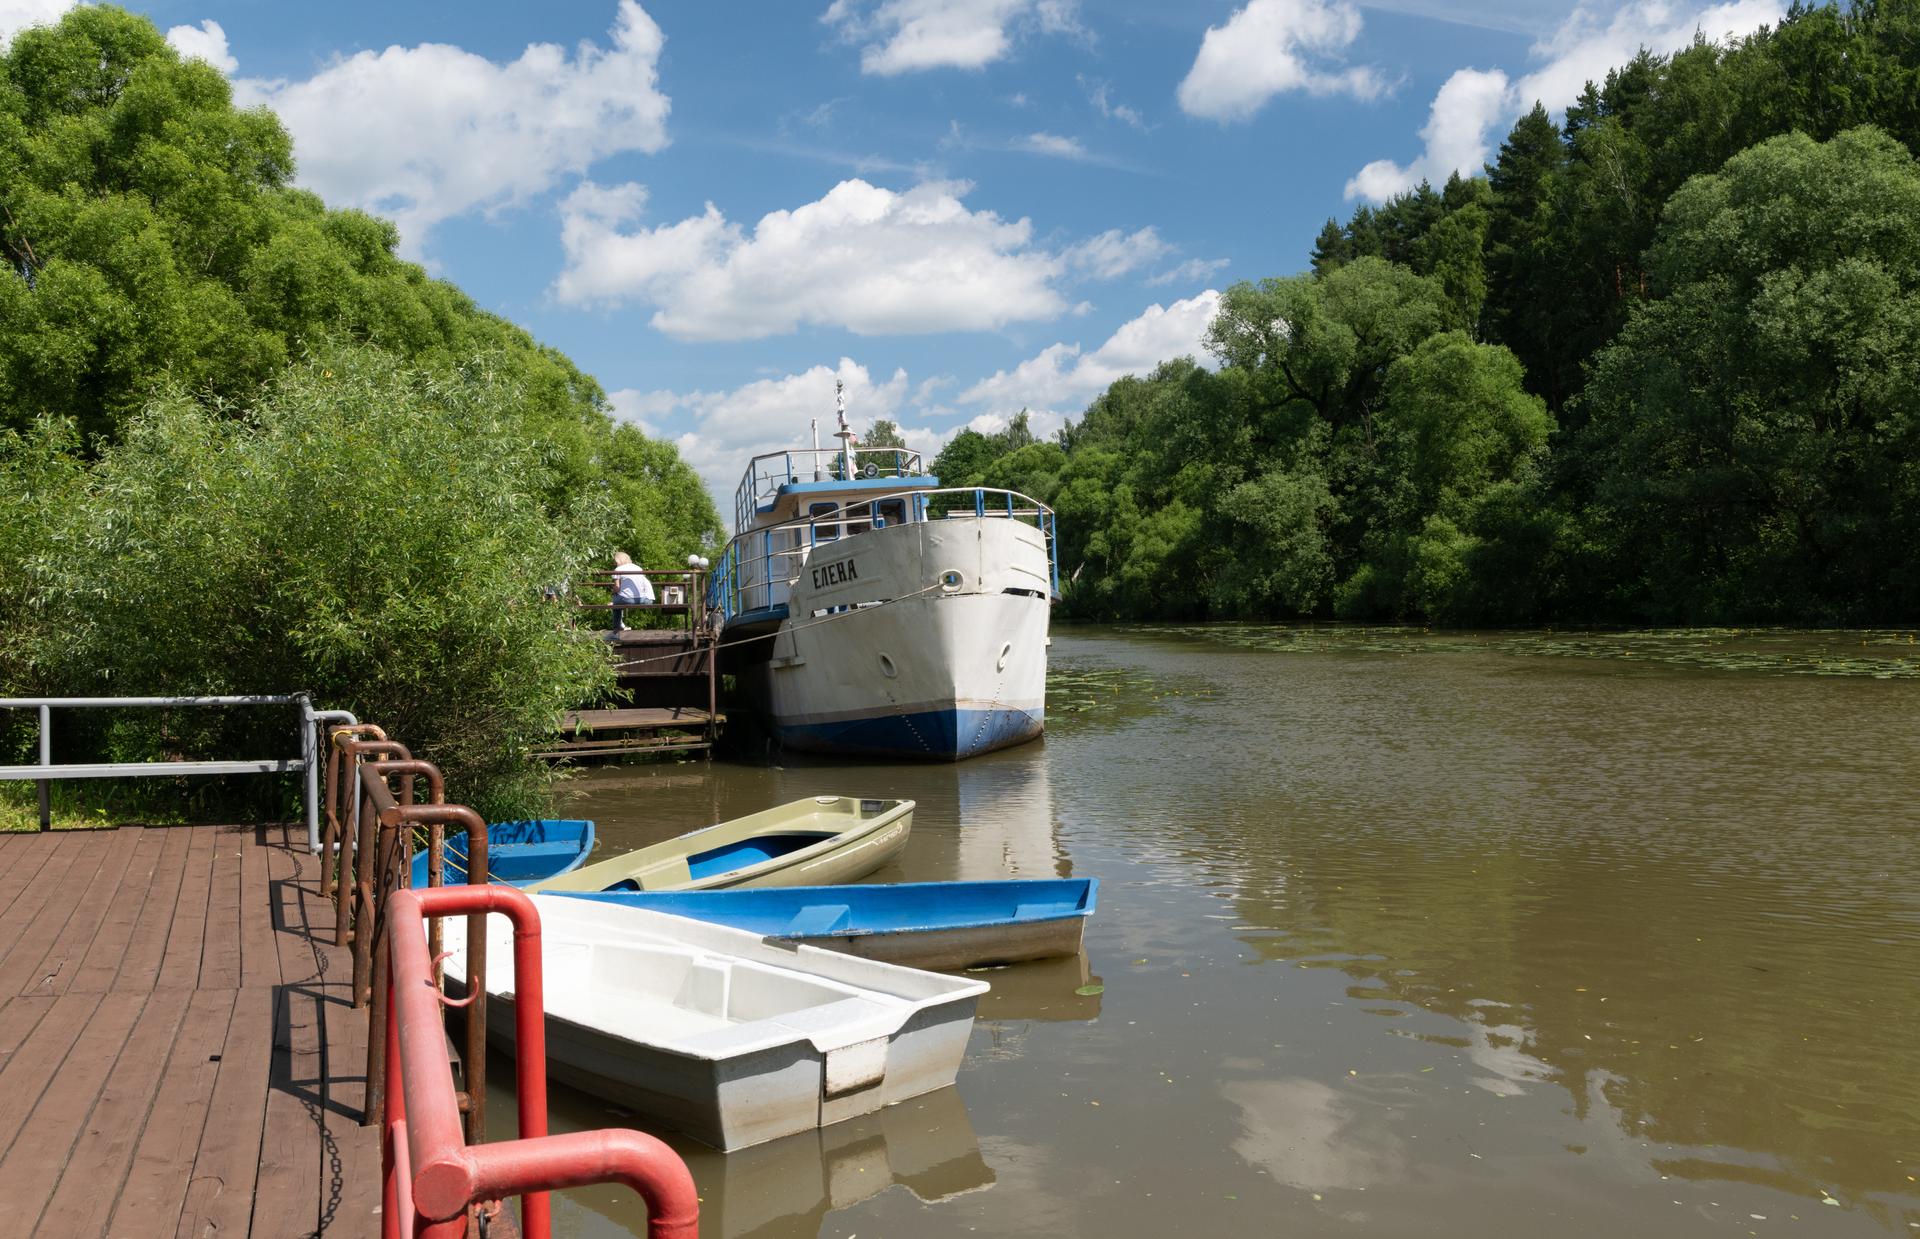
[1126,624,1920,680]
[1046,661,1194,728]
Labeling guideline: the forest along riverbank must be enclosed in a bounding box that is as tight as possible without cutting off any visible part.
[489,624,1920,1239]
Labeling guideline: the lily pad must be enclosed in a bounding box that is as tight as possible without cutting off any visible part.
[1074,983,1105,996]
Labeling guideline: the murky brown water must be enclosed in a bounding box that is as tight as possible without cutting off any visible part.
[487,624,1920,1237]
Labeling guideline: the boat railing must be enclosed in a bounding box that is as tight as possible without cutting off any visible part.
[733,446,927,531]
[0,693,355,846]
[709,486,1060,622]
[382,883,699,1239]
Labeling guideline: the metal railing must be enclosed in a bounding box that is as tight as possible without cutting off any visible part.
[0,694,356,846]
[733,445,928,531]
[383,884,699,1238]
[317,730,486,1142]
[570,567,711,634]
[710,485,1060,621]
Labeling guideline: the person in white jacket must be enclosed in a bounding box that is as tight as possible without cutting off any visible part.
[610,552,655,630]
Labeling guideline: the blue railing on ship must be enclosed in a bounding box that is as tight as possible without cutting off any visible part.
[707,486,1059,623]
[731,447,928,533]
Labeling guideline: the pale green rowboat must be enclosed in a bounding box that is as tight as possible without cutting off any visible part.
[529,795,912,893]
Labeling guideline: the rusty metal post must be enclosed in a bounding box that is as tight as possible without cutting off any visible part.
[359,758,446,1044]
[339,739,410,951]
[346,750,425,1004]
[322,725,385,897]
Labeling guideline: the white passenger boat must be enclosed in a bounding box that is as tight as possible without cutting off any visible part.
[710,383,1059,759]
[444,893,989,1151]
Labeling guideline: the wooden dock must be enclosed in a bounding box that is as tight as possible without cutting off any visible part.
[535,706,724,760]
[0,823,382,1237]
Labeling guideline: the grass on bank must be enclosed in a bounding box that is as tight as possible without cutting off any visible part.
[0,777,220,832]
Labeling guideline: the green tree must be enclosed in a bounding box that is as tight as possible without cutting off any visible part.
[930,428,998,486]
[1338,332,1554,621]
[0,4,718,553]
[1574,126,1920,621]
[6,344,618,815]
[1484,103,1571,409]
[862,418,907,448]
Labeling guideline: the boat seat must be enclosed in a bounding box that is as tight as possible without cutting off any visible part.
[783,904,853,936]
[618,858,691,891]
[495,841,580,862]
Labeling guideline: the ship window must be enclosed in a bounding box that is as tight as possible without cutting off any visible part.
[809,502,842,543]
[876,498,908,528]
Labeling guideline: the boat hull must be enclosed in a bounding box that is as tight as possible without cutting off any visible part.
[447,896,988,1150]
[725,517,1051,761]
[409,819,594,889]
[554,878,1097,971]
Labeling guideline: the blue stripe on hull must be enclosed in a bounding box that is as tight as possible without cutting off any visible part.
[779,706,1043,761]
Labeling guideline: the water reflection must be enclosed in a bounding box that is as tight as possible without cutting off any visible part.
[973,952,1103,1023]
[532,625,1920,1237]
[555,736,1064,885]
[539,1081,993,1239]
[1225,1077,1406,1193]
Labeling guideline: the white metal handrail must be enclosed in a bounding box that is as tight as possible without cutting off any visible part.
[710,485,1059,620]
[0,695,354,847]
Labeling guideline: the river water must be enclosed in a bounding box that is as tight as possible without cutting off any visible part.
[493,624,1920,1238]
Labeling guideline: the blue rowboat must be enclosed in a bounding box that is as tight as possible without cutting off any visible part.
[410,819,595,889]
[550,877,1097,971]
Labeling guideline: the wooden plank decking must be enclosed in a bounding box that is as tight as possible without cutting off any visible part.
[0,824,382,1237]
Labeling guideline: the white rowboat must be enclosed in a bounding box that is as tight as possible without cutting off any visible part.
[443,893,987,1150]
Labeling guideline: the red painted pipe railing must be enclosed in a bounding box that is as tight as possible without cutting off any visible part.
[382,885,699,1239]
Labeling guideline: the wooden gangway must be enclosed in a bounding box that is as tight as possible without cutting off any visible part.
[0,823,382,1237]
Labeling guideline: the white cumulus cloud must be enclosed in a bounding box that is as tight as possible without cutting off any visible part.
[165,19,236,74]
[1345,0,1785,200]
[1015,131,1088,159]
[958,289,1223,421]
[1344,67,1510,199]
[1060,226,1172,280]
[1177,0,1385,122]
[552,177,1072,340]
[1149,256,1231,287]
[647,359,961,512]
[1514,0,1784,114]
[0,0,72,47]
[822,0,1079,75]
[232,1,671,255]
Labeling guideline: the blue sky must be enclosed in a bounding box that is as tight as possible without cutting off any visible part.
[5,0,1784,514]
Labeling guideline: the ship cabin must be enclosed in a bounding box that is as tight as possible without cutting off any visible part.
[713,443,944,630]
[709,442,1061,632]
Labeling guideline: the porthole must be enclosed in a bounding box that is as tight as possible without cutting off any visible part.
[879,653,899,679]
[939,570,964,592]
[996,642,1012,672]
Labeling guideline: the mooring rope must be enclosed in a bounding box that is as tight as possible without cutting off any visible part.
[607,581,946,673]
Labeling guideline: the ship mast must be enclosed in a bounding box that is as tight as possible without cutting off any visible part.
[833,379,855,480]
